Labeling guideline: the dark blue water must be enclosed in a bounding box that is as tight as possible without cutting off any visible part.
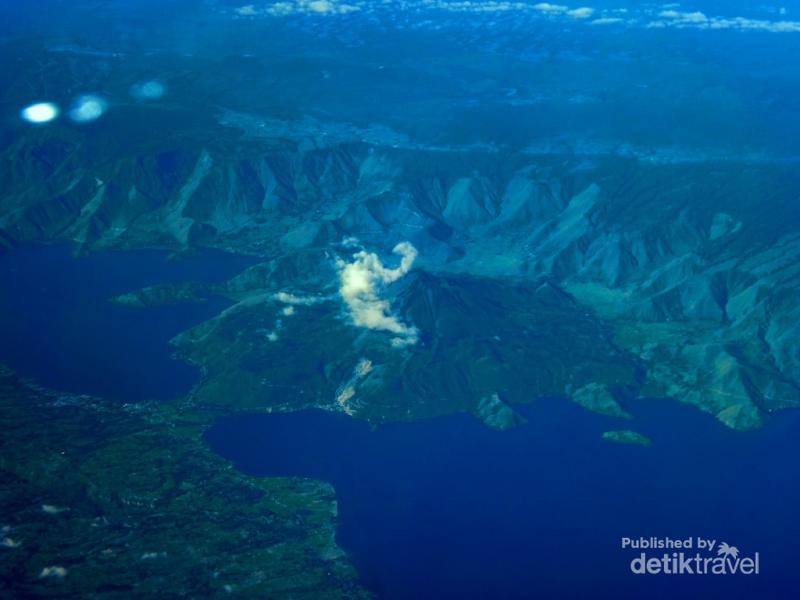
[0,244,256,401]
[206,400,800,600]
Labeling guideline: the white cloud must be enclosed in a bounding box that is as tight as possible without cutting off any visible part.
[658,10,708,23]
[534,3,568,13]
[309,0,333,12]
[590,17,623,25]
[272,292,318,317]
[273,291,320,305]
[266,0,361,15]
[336,242,418,346]
[236,4,259,15]
[567,7,594,19]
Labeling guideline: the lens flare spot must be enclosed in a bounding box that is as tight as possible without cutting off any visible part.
[130,80,166,100]
[69,95,107,123]
[20,102,60,124]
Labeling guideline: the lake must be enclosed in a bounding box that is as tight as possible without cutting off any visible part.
[0,243,256,401]
[207,399,800,599]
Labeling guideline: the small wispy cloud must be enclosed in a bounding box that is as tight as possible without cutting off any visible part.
[590,17,624,25]
[336,242,418,346]
[244,0,361,16]
[567,7,594,19]
[533,3,568,14]
[650,8,800,32]
[273,291,321,306]
[272,291,320,318]
[658,9,709,24]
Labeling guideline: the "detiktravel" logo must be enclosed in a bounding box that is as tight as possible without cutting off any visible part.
[622,537,760,575]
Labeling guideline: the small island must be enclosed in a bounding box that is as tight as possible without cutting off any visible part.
[602,430,652,447]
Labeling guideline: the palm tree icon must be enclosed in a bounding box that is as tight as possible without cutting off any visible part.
[717,542,739,559]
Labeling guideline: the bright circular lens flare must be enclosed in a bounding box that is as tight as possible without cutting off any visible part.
[69,95,107,123]
[20,102,60,124]
[130,80,166,100]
